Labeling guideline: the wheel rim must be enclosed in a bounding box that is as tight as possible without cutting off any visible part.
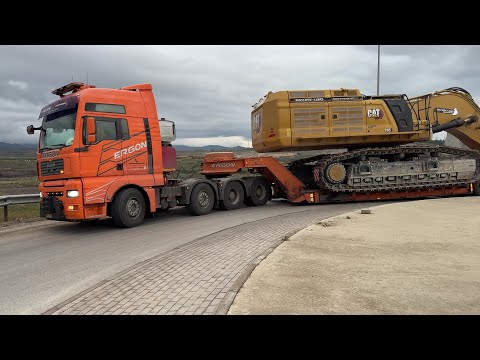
[198,190,210,207]
[126,197,141,218]
[228,189,240,204]
[255,185,266,199]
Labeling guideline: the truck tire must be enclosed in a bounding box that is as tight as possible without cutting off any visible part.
[111,188,146,228]
[220,181,244,210]
[188,183,215,216]
[474,181,480,195]
[245,177,271,206]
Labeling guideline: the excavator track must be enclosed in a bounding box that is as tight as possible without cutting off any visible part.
[288,145,480,193]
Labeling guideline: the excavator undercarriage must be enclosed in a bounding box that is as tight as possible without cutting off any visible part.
[288,145,480,193]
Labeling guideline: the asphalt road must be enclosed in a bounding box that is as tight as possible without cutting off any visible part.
[0,200,386,314]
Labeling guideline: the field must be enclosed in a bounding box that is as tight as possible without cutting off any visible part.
[0,146,340,224]
[0,148,39,195]
[0,148,39,223]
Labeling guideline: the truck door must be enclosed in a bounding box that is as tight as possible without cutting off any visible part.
[80,116,128,178]
[121,117,150,176]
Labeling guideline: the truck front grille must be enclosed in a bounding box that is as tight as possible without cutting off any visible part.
[41,159,64,176]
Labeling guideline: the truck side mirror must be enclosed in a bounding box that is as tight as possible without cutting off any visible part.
[87,117,96,135]
[86,117,96,144]
[27,125,34,135]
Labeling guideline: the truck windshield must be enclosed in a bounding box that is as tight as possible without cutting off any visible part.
[40,107,77,151]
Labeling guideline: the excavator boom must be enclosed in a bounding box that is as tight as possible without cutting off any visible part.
[408,87,480,150]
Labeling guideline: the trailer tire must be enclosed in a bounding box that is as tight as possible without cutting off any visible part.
[220,181,244,210]
[474,181,480,195]
[188,183,215,216]
[111,188,146,228]
[245,177,271,206]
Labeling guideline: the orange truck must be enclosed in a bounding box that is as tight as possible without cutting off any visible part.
[27,82,480,228]
[27,82,271,227]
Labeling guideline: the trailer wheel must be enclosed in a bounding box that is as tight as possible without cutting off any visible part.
[220,181,244,210]
[474,181,480,195]
[188,183,215,216]
[245,177,271,206]
[111,188,146,228]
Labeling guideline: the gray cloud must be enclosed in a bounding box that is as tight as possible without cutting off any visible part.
[1,45,479,145]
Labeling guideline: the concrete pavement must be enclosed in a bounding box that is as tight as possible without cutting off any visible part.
[228,196,480,315]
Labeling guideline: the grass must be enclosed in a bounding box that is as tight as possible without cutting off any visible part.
[0,158,37,178]
[0,176,39,188]
[0,203,41,223]
[0,176,41,223]
[0,158,37,167]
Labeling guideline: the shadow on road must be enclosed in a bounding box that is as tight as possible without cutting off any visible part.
[36,196,436,237]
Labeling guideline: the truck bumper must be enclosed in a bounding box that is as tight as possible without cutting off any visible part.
[39,179,88,221]
[40,196,66,221]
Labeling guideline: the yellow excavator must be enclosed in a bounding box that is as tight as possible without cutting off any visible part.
[250,87,480,194]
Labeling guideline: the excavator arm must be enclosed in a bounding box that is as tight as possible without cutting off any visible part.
[408,87,480,150]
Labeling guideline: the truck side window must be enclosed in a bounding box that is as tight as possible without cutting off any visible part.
[120,119,129,140]
[85,103,126,114]
[83,116,130,144]
[96,119,117,141]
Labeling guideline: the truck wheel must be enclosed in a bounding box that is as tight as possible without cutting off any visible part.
[220,181,244,210]
[188,183,215,216]
[111,188,146,228]
[474,181,480,195]
[245,177,271,206]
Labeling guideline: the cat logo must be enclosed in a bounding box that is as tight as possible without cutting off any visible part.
[367,109,384,119]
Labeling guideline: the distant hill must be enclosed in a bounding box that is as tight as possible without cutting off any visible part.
[0,142,36,149]
[0,142,250,152]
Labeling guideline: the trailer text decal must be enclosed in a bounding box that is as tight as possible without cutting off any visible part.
[211,162,235,168]
[114,141,147,159]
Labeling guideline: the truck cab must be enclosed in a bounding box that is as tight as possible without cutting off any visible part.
[28,82,178,226]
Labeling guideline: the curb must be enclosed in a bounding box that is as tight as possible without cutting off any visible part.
[215,229,299,315]
[214,204,394,315]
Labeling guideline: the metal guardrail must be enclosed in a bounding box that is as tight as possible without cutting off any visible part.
[0,194,40,222]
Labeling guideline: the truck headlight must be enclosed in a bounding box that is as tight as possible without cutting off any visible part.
[67,190,79,198]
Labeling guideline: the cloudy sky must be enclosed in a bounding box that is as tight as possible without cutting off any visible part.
[2,45,479,146]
